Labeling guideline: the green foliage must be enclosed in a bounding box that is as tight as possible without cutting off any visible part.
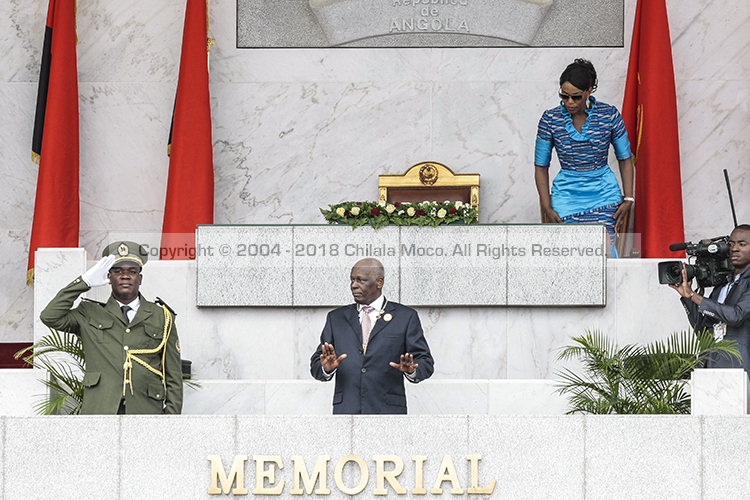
[556,329,741,414]
[15,328,85,415]
[320,200,479,229]
[16,328,200,416]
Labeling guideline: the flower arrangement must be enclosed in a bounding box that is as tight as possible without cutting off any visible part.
[320,200,479,229]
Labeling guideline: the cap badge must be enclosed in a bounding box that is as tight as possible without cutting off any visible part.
[117,243,129,257]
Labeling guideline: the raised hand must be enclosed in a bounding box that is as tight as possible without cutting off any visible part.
[81,255,116,287]
[320,342,347,373]
[390,353,418,374]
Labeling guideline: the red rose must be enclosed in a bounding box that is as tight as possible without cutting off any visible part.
[357,202,362,205]
[371,208,381,216]
[416,209,426,216]
[345,211,350,217]
[394,202,401,207]
[449,208,457,214]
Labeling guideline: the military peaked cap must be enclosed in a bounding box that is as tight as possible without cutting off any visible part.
[102,241,149,267]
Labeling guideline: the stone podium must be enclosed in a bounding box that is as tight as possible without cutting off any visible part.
[195,224,607,307]
[25,223,707,415]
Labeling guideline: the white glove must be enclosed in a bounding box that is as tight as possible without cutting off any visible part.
[81,255,116,287]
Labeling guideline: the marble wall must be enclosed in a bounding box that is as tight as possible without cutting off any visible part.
[2,0,750,344]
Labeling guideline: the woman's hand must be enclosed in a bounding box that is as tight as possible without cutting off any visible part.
[614,200,633,232]
[542,205,562,223]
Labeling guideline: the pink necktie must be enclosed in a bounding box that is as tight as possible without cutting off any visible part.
[361,305,375,345]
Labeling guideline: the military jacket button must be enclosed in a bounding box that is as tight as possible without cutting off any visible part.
[361,368,366,373]
[125,328,130,333]
[124,346,129,351]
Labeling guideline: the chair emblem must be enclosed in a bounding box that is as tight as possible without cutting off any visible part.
[419,164,439,185]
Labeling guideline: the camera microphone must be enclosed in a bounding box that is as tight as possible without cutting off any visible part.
[669,242,688,252]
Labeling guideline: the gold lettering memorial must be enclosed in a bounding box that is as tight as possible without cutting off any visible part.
[208,453,496,496]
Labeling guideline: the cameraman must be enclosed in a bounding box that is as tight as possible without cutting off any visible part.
[671,224,750,374]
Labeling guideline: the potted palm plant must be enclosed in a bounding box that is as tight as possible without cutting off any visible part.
[556,329,741,414]
[15,329,84,414]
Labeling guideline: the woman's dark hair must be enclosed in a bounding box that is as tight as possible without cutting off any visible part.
[559,58,598,93]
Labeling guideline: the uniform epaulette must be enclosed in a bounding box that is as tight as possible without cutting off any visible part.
[81,297,107,307]
[155,297,176,316]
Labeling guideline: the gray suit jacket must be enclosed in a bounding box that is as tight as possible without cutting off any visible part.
[681,268,750,375]
[310,299,434,414]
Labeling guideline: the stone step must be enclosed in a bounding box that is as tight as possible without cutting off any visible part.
[182,379,569,415]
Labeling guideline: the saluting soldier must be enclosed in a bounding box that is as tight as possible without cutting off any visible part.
[41,241,183,414]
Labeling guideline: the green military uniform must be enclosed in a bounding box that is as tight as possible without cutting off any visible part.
[40,243,183,415]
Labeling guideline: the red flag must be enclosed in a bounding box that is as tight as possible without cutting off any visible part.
[27,0,80,286]
[622,0,685,258]
[160,0,214,260]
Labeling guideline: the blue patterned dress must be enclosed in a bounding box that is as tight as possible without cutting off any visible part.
[534,96,632,241]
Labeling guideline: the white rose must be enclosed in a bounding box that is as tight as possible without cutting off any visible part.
[398,210,404,215]
[378,200,386,207]
[454,201,463,208]
[336,207,346,217]
[437,208,447,218]
[351,206,361,216]
[407,207,416,216]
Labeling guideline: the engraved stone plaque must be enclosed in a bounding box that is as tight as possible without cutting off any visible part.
[237,0,625,48]
[310,0,552,46]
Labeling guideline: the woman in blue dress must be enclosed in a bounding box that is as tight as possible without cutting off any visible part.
[534,58,634,247]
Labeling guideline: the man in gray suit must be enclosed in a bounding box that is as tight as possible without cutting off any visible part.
[672,224,750,375]
[310,258,434,414]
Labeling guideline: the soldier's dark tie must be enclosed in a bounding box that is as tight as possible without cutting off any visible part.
[121,305,132,324]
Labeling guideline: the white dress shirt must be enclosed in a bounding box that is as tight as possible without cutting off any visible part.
[116,296,140,323]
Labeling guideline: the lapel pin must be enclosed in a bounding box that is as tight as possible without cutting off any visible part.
[384,313,392,322]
